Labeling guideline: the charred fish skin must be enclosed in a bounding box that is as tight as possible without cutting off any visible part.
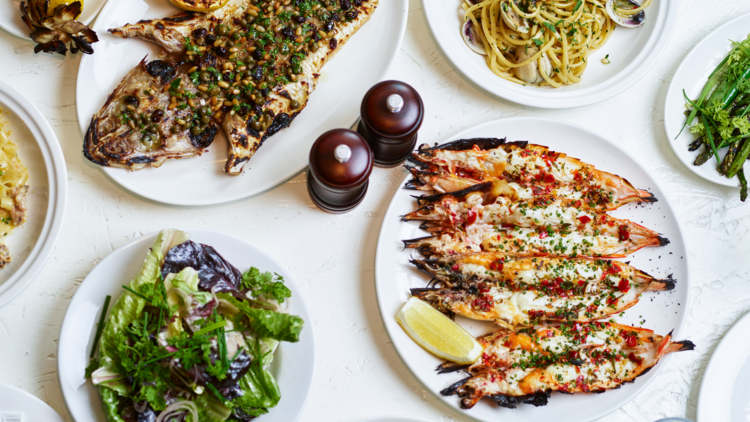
[439,322,694,409]
[107,0,379,175]
[410,253,674,326]
[407,139,656,210]
[84,59,220,169]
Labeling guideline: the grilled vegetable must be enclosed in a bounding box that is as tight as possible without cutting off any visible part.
[439,322,694,409]
[19,0,98,55]
[406,138,655,210]
[411,253,674,326]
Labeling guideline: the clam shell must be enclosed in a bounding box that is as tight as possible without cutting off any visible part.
[461,20,487,55]
[500,0,530,34]
[606,0,646,28]
[513,46,551,84]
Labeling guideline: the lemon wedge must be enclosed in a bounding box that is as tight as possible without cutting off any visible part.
[169,0,230,12]
[396,297,483,364]
[48,0,83,18]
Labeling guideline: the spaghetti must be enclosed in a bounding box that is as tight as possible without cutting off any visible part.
[462,0,651,87]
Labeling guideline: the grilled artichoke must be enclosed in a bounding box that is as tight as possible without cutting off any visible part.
[19,0,98,55]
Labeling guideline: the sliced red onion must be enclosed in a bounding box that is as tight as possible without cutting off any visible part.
[154,401,198,422]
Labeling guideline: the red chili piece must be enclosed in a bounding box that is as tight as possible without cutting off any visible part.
[466,209,478,225]
[618,279,630,293]
[578,215,591,225]
[618,226,630,241]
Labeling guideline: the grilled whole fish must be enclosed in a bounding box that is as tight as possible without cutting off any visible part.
[403,182,668,240]
[411,254,674,325]
[84,59,219,168]
[88,0,378,174]
[406,138,656,210]
[439,322,694,409]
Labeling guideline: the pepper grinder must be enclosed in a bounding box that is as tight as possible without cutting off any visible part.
[308,129,374,214]
[357,80,424,167]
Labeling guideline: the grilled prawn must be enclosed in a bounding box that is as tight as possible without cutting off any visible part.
[406,138,655,210]
[403,181,666,239]
[404,216,668,258]
[410,253,674,326]
[439,322,694,409]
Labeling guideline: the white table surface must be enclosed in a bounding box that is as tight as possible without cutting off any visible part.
[0,1,749,421]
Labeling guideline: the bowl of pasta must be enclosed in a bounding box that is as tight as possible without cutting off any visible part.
[0,80,67,308]
[425,0,677,108]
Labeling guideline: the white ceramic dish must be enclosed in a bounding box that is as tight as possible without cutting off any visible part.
[0,383,66,421]
[57,228,316,422]
[697,311,750,422]
[75,0,407,206]
[0,0,107,41]
[0,80,67,309]
[664,12,750,188]
[423,0,677,109]
[361,418,432,422]
[374,117,690,422]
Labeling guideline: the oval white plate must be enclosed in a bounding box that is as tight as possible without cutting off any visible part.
[697,311,750,422]
[664,12,750,188]
[0,80,67,309]
[76,0,407,206]
[423,0,677,109]
[0,0,107,41]
[58,228,316,422]
[0,383,66,421]
[375,117,690,422]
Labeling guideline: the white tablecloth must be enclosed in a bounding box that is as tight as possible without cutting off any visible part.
[1,0,749,421]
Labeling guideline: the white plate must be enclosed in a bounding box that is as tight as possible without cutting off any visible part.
[375,117,690,422]
[57,228,316,422]
[663,12,750,188]
[0,80,67,309]
[423,0,677,109]
[75,0,407,206]
[361,418,431,422]
[697,311,750,422]
[0,0,107,41]
[0,383,66,421]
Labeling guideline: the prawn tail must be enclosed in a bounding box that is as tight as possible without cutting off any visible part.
[646,274,676,292]
[638,189,658,203]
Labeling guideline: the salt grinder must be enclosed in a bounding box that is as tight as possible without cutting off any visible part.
[357,80,424,167]
[308,129,374,213]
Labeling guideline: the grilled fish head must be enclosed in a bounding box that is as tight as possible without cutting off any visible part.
[84,58,219,169]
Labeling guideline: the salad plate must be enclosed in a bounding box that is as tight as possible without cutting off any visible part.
[58,228,315,422]
[696,311,750,422]
[0,0,107,41]
[423,0,677,109]
[374,117,690,422]
[75,0,408,206]
[0,80,67,309]
[0,383,66,421]
[664,12,750,188]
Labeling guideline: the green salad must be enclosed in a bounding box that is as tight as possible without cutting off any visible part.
[85,229,304,422]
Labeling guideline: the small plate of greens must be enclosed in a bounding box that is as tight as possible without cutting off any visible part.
[665,13,750,198]
[58,228,315,422]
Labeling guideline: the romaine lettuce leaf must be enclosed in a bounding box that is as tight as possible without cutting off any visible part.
[195,394,232,422]
[162,266,214,340]
[217,293,304,343]
[92,229,190,414]
[99,385,126,422]
[231,361,281,414]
